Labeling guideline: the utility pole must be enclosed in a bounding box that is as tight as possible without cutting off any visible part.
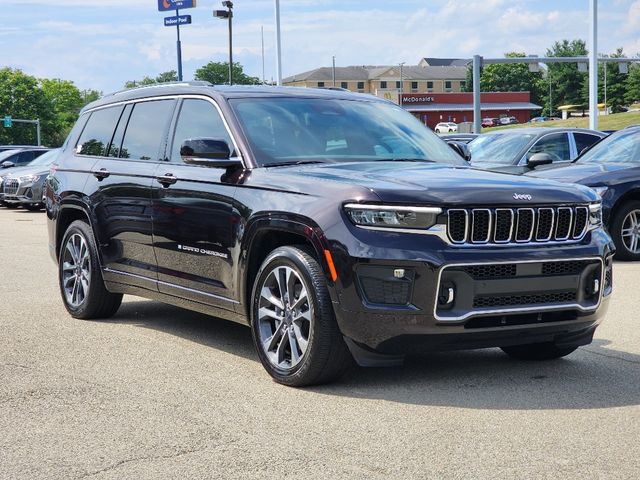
[214,2,234,85]
[472,55,482,134]
[261,26,266,84]
[588,0,598,130]
[332,56,336,87]
[274,0,283,85]
[176,8,183,81]
[399,62,405,107]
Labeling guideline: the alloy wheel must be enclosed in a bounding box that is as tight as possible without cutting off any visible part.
[621,209,640,254]
[61,233,91,308]
[257,265,312,370]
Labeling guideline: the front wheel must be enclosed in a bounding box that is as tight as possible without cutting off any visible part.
[501,343,578,361]
[610,201,640,261]
[250,246,352,387]
[59,220,123,319]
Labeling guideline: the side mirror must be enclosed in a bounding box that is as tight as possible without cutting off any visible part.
[448,141,471,162]
[527,153,554,168]
[1,161,15,168]
[180,138,242,168]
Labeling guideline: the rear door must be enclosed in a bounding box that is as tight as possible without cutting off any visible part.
[151,97,242,309]
[88,99,177,290]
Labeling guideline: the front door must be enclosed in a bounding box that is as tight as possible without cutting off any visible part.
[151,97,242,309]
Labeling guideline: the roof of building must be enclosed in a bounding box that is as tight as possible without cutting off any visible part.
[283,64,467,83]
[404,102,543,112]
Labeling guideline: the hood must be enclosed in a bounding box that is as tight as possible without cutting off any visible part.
[264,161,598,205]
[527,162,633,185]
[4,165,50,178]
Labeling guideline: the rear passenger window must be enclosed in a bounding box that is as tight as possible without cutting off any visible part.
[120,100,175,161]
[170,99,233,163]
[574,133,601,155]
[76,106,124,157]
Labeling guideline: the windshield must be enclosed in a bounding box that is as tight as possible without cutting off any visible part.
[468,133,535,165]
[578,129,640,164]
[0,149,21,161]
[28,149,59,166]
[230,97,466,167]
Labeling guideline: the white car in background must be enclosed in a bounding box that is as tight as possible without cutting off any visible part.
[435,122,458,133]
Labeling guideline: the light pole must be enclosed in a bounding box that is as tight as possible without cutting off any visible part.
[214,1,234,85]
[274,0,283,85]
[332,56,336,87]
[588,0,598,130]
[399,62,405,106]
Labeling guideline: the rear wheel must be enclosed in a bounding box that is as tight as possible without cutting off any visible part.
[501,343,578,361]
[59,220,122,319]
[250,246,352,387]
[611,201,640,261]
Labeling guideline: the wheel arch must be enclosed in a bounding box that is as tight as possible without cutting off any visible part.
[608,186,640,224]
[55,200,96,261]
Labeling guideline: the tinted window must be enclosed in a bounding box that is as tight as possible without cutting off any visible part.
[230,97,465,167]
[574,133,601,155]
[170,99,233,163]
[16,151,35,164]
[527,133,570,162]
[579,129,640,164]
[76,106,124,156]
[120,100,175,161]
[469,133,535,165]
[107,104,133,158]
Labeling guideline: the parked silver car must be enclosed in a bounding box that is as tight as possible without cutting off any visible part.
[1,149,60,210]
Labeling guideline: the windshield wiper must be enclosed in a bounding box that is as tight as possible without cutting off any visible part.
[264,160,327,167]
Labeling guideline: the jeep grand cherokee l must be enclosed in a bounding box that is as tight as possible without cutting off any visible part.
[46,83,614,387]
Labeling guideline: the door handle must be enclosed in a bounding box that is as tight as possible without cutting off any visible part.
[157,173,178,187]
[92,168,110,180]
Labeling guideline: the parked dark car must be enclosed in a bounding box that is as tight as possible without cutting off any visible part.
[0,147,50,169]
[2,148,60,210]
[47,83,613,386]
[468,128,606,174]
[529,126,640,260]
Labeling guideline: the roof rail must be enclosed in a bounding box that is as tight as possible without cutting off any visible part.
[103,81,214,99]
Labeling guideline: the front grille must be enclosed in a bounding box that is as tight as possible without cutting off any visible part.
[360,277,411,305]
[456,260,593,280]
[447,206,590,245]
[473,291,577,308]
[462,264,517,279]
[3,179,18,196]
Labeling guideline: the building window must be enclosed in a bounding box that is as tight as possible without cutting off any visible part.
[396,81,401,89]
[426,81,433,89]
[318,82,325,88]
[341,82,348,89]
[380,81,387,89]
[357,81,365,91]
[445,81,452,91]
[411,81,418,92]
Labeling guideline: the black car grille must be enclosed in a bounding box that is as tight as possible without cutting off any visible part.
[3,178,18,196]
[473,291,577,308]
[447,206,589,245]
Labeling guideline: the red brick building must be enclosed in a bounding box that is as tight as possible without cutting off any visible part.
[401,92,542,129]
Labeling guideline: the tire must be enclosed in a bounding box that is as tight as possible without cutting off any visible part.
[610,200,640,261]
[435,129,441,133]
[501,343,578,361]
[250,246,353,387]
[59,220,123,319]
[24,203,42,211]
[5,202,19,209]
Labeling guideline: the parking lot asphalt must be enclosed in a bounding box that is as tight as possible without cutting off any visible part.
[1,207,639,480]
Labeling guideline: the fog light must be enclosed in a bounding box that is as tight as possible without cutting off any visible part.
[593,278,600,294]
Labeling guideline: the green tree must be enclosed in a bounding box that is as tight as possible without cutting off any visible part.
[124,70,178,89]
[80,89,102,105]
[597,48,628,113]
[477,52,544,104]
[546,39,588,108]
[0,68,54,146]
[40,78,84,146]
[625,62,640,105]
[194,61,259,85]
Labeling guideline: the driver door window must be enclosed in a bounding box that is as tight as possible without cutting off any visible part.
[526,133,571,162]
[170,99,233,163]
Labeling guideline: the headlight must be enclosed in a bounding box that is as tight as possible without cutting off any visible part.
[591,186,608,198]
[19,174,40,183]
[344,204,441,230]
[589,202,603,228]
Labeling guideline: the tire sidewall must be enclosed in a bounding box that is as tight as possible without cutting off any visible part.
[611,201,640,261]
[250,247,327,385]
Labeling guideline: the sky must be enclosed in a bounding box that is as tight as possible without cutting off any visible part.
[1,0,639,93]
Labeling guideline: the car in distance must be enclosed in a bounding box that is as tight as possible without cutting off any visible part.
[528,126,640,260]
[435,122,458,133]
[439,133,478,144]
[0,147,50,169]
[481,118,500,128]
[47,83,614,386]
[2,148,60,210]
[468,127,606,174]
[499,116,519,125]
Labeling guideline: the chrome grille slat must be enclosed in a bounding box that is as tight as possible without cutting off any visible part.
[447,206,590,246]
[3,179,19,196]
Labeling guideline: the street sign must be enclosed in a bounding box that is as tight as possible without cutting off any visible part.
[3,116,11,128]
[164,15,192,26]
[158,0,196,11]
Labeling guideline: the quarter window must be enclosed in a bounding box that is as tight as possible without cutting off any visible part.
[120,100,175,161]
[76,106,124,157]
[171,99,234,163]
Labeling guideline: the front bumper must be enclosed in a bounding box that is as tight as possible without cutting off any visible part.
[330,226,614,354]
[2,178,44,205]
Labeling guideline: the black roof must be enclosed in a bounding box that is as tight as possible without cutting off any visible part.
[82,82,388,113]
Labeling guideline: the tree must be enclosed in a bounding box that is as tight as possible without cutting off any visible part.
[546,39,589,108]
[80,89,102,105]
[477,52,544,104]
[194,62,259,85]
[40,78,84,146]
[596,48,628,113]
[0,68,54,146]
[625,62,640,105]
[124,70,178,89]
